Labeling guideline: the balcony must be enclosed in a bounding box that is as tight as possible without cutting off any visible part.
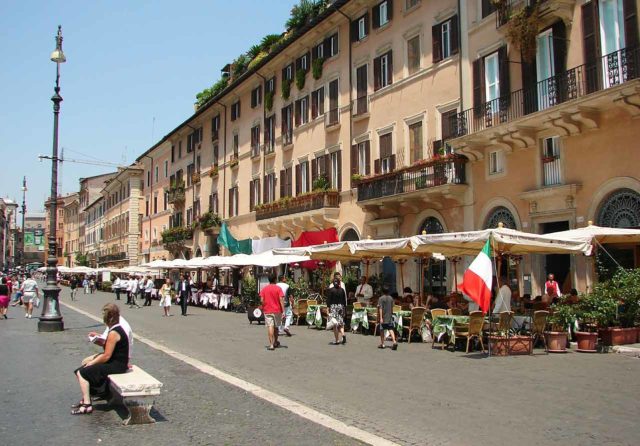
[191,172,201,185]
[325,108,340,130]
[98,252,127,264]
[263,142,276,156]
[449,47,640,158]
[352,96,369,119]
[161,226,193,244]
[356,156,468,209]
[542,155,562,187]
[168,186,185,205]
[256,190,340,233]
[229,153,239,168]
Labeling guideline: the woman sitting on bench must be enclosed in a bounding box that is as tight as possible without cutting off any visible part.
[71,303,129,415]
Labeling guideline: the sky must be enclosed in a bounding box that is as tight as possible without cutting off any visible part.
[0,0,296,217]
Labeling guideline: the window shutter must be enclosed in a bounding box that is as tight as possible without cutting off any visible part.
[350,19,358,42]
[312,44,318,62]
[251,90,256,108]
[282,67,288,81]
[295,164,301,195]
[337,151,342,191]
[364,12,370,35]
[238,100,241,118]
[365,141,371,175]
[228,189,233,216]
[280,170,285,198]
[386,51,393,85]
[521,54,538,115]
[281,108,286,134]
[319,87,325,114]
[552,20,568,104]
[623,0,639,50]
[582,1,601,93]
[498,46,510,105]
[451,15,459,55]
[373,56,381,90]
[295,57,302,73]
[374,159,381,174]
[350,144,358,177]
[472,59,484,116]
[432,23,442,63]
[249,180,255,210]
[295,100,301,126]
[311,158,318,186]
[287,168,293,197]
[389,154,396,172]
[323,37,331,57]
[263,175,268,203]
[372,4,381,29]
[387,0,393,20]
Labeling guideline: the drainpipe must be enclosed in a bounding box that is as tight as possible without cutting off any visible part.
[255,71,267,209]
[457,0,464,112]
[335,4,352,198]
[141,154,153,262]
[112,177,125,266]
[214,102,228,221]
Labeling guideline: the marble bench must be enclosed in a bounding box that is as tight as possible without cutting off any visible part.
[108,365,163,425]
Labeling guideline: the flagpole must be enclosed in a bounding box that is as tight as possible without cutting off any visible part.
[489,232,500,358]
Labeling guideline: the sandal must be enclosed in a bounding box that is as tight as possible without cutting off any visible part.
[378,344,385,349]
[71,400,85,409]
[70,403,93,415]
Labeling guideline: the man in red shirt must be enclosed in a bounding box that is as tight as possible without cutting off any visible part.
[259,275,285,351]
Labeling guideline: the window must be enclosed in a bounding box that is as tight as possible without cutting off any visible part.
[154,166,159,182]
[358,141,370,175]
[296,52,309,72]
[163,191,168,211]
[295,96,309,126]
[296,161,310,195]
[251,85,262,108]
[263,173,276,203]
[373,1,392,29]
[482,0,497,18]
[145,200,149,217]
[432,16,458,63]
[473,46,509,116]
[489,151,504,175]
[542,137,562,186]
[375,133,395,174]
[186,208,192,227]
[283,64,294,81]
[211,115,220,141]
[249,179,261,211]
[314,41,324,60]
[251,125,261,157]
[326,79,339,126]
[187,127,202,153]
[232,134,239,157]
[178,141,182,159]
[231,101,241,121]
[485,52,500,102]
[374,51,393,90]
[153,195,158,214]
[327,33,339,57]
[281,105,293,144]
[171,145,175,163]
[409,121,423,163]
[330,151,341,190]
[212,144,219,167]
[405,0,420,10]
[279,167,293,199]
[209,192,218,213]
[228,187,238,217]
[352,14,369,42]
[311,87,325,119]
[147,171,151,187]
[264,115,275,152]
[164,160,168,178]
[441,109,458,142]
[407,35,421,74]
[187,164,195,187]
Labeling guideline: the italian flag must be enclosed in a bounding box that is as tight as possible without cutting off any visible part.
[459,240,493,314]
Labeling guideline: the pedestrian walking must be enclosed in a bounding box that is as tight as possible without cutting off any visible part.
[10,276,21,306]
[82,277,89,294]
[89,277,96,294]
[0,277,10,319]
[144,275,154,306]
[129,275,141,309]
[377,285,398,350]
[113,275,122,301]
[177,274,191,316]
[277,275,292,337]
[326,275,348,345]
[260,274,285,351]
[69,275,79,301]
[159,278,173,317]
[20,273,40,319]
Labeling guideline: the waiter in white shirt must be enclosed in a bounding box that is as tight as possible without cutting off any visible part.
[129,275,141,309]
[355,276,373,304]
[494,278,512,314]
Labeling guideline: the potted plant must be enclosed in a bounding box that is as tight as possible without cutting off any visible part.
[265,90,274,111]
[351,173,364,184]
[545,299,576,353]
[312,57,324,80]
[209,165,219,177]
[295,68,306,90]
[415,176,428,190]
[242,276,264,324]
[282,78,291,100]
[594,269,640,345]
[575,290,616,351]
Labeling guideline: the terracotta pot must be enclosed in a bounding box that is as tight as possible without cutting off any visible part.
[544,331,568,353]
[489,336,533,356]
[575,331,598,352]
[598,327,638,346]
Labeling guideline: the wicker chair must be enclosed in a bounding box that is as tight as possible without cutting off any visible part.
[531,310,549,351]
[393,305,401,313]
[368,307,380,335]
[454,311,486,353]
[429,308,448,349]
[307,299,317,306]
[498,311,514,335]
[353,302,363,310]
[447,308,462,316]
[295,299,308,325]
[402,307,426,343]
[430,308,447,319]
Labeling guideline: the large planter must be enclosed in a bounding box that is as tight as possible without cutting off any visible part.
[598,327,638,346]
[575,331,598,353]
[247,306,265,324]
[488,335,533,356]
[544,331,568,353]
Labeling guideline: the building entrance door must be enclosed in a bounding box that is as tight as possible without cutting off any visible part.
[542,221,571,293]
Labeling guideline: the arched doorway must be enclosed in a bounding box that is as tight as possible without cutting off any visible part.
[483,206,517,229]
[341,228,360,241]
[419,217,446,296]
[596,188,640,278]
[340,228,361,294]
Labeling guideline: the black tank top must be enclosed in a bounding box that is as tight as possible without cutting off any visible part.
[108,325,129,366]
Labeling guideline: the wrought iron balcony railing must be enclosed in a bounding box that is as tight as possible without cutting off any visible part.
[255,190,340,221]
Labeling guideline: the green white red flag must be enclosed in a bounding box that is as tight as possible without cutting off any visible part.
[459,240,493,314]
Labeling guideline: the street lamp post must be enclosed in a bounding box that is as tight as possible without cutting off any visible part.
[19,176,27,267]
[39,25,66,332]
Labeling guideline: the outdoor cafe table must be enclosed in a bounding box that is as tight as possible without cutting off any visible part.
[350,308,412,333]
[432,315,470,341]
[306,304,327,328]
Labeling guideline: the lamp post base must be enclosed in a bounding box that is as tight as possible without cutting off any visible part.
[38,318,64,332]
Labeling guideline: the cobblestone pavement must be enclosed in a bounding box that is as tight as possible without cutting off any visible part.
[14,287,640,446]
[0,304,363,446]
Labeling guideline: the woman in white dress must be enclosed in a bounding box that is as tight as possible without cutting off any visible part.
[159,278,173,317]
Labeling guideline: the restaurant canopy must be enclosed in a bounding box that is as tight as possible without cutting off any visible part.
[275,238,423,262]
[545,223,640,245]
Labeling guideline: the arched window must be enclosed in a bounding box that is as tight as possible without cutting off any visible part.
[597,188,640,228]
[484,206,517,229]
[419,216,444,234]
[418,217,446,296]
[341,228,360,241]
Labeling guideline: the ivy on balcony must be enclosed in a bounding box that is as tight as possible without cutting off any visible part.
[198,211,222,231]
